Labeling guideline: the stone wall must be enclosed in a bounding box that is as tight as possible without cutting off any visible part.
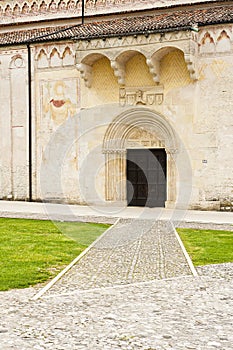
[0,22,232,210]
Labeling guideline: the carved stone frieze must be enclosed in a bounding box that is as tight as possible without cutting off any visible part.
[76,30,195,51]
[126,126,165,149]
[0,0,79,24]
[0,0,206,24]
[119,86,164,107]
[102,149,126,154]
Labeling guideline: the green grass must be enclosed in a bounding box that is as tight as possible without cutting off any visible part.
[0,218,109,291]
[177,228,233,266]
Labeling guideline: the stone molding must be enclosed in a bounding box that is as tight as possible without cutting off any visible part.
[102,108,178,202]
[76,30,193,51]
[103,149,127,155]
[103,108,178,154]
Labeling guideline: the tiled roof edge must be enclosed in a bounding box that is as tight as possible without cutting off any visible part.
[0,0,231,28]
[0,4,232,47]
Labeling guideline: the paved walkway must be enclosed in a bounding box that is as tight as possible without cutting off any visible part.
[0,264,232,350]
[0,200,233,225]
[0,201,233,349]
[45,219,193,296]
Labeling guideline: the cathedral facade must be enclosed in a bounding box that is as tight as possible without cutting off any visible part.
[0,0,232,210]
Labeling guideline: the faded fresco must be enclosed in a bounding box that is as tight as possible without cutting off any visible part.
[37,78,80,201]
[41,79,79,126]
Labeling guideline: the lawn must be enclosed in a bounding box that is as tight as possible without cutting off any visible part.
[0,218,109,291]
[177,228,233,266]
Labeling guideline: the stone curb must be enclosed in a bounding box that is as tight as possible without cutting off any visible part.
[172,223,198,277]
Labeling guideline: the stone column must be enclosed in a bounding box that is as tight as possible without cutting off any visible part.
[165,149,177,209]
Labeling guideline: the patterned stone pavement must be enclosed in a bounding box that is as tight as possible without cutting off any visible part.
[0,218,232,350]
[46,219,193,296]
[0,264,233,350]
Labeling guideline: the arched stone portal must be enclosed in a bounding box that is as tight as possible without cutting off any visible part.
[103,108,179,207]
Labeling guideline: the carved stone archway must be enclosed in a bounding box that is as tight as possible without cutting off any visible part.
[103,108,179,207]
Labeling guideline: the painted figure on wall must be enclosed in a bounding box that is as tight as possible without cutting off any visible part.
[43,80,78,126]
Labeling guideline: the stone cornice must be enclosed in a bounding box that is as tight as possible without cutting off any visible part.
[76,30,195,51]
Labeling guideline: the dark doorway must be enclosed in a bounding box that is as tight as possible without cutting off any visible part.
[126,149,167,207]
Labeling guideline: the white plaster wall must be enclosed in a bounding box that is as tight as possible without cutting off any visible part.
[194,55,233,206]
[9,51,28,200]
[0,49,28,200]
[0,53,12,199]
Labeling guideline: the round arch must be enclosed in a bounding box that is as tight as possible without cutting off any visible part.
[80,52,109,66]
[103,108,179,206]
[114,49,146,63]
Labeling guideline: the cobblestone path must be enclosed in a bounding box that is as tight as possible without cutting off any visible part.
[0,218,232,349]
[47,219,192,296]
[0,264,232,350]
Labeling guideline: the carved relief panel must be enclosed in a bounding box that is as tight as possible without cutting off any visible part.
[119,86,164,107]
[126,126,165,149]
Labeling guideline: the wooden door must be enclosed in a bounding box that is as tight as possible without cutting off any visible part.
[127,149,167,207]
